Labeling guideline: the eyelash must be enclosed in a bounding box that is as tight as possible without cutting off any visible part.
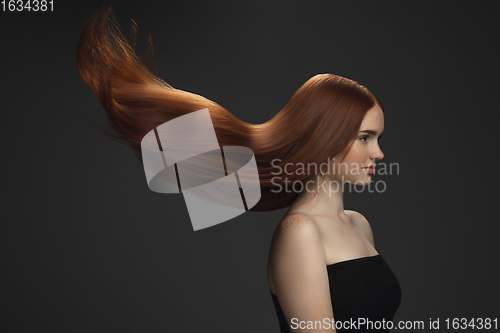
[359,135,383,142]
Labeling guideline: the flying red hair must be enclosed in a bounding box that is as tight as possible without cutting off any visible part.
[76,5,384,211]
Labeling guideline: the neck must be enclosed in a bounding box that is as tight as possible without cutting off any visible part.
[289,175,346,217]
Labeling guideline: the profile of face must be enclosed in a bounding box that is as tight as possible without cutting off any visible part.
[329,104,385,185]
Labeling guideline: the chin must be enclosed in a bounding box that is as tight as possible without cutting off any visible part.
[345,176,372,186]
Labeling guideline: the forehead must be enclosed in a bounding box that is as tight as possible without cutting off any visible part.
[359,104,384,132]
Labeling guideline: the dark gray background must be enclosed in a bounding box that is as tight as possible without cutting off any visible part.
[1,0,499,332]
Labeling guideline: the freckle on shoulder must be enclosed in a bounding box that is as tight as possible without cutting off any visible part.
[277,213,320,237]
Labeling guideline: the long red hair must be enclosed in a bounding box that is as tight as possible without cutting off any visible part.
[76,5,384,212]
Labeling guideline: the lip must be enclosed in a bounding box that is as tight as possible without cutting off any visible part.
[363,165,376,173]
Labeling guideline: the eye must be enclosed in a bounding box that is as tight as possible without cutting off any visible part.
[359,135,369,142]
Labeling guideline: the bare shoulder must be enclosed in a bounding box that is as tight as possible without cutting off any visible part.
[268,212,330,297]
[346,210,370,227]
[345,210,375,246]
[276,212,321,238]
[267,213,334,324]
[269,212,326,267]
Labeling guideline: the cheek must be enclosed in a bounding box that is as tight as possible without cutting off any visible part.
[342,145,366,164]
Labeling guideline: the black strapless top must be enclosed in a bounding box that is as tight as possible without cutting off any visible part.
[270,254,401,332]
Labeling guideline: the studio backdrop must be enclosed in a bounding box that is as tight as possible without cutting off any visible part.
[1,1,499,332]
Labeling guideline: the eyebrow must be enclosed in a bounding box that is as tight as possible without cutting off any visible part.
[359,129,384,137]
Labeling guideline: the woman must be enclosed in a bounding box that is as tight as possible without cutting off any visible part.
[267,101,401,332]
[77,5,401,332]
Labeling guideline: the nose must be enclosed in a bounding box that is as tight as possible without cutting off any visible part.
[370,141,384,161]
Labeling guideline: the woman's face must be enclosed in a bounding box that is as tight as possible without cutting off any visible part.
[330,104,385,185]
